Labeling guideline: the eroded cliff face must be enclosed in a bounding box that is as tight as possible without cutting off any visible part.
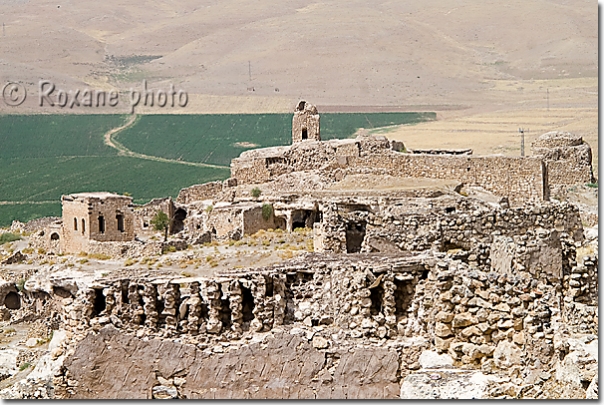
[58,325,401,399]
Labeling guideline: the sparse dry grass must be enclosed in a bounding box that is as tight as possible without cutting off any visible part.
[386,105,598,170]
[88,253,112,261]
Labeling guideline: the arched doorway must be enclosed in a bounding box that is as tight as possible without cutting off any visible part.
[170,208,187,234]
[4,291,21,309]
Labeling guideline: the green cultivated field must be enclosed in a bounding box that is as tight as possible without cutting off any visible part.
[0,112,435,226]
[116,113,435,166]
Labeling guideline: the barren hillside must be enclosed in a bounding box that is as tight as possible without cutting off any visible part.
[0,0,597,113]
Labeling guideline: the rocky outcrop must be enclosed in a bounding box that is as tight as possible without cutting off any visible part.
[57,325,400,399]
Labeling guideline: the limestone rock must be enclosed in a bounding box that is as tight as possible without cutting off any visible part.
[418,350,454,369]
[152,385,178,399]
[435,322,453,338]
[312,336,329,349]
[452,313,477,328]
[400,370,499,399]
[493,340,521,369]
[585,374,598,399]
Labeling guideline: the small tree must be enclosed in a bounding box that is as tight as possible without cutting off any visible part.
[151,210,170,242]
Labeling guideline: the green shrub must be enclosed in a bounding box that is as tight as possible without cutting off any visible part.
[262,204,273,221]
[16,277,26,292]
[251,187,262,198]
[586,182,598,188]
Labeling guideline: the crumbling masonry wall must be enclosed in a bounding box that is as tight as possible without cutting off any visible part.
[315,198,583,255]
[177,181,223,204]
[42,243,596,399]
[231,137,547,205]
[353,154,547,204]
[133,197,174,236]
[531,131,595,186]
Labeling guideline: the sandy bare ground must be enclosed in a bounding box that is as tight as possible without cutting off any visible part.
[382,105,598,170]
[368,75,598,170]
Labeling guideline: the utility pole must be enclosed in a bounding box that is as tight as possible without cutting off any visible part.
[248,60,252,82]
[547,88,549,111]
[518,127,529,157]
[3,23,5,37]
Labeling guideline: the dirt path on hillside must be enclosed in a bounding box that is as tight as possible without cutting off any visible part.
[103,115,229,169]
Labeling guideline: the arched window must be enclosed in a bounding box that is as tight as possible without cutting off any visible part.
[81,219,86,234]
[74,218,78,231]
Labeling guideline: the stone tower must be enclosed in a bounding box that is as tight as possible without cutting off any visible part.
[292,100,320,143]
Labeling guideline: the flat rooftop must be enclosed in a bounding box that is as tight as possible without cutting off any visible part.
[62,192,132,200]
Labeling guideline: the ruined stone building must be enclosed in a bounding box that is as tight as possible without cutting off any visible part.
[12,101,596,399]
[42,102,596,259]
[59,193,135,253]
[292,100,320,142]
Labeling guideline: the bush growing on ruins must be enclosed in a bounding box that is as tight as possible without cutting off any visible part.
[16,277,26,292]
[205,205,213,213]
[151,210,170,241]
[586,182,598,188]
[251,187,262,198]
[262,204,273,221]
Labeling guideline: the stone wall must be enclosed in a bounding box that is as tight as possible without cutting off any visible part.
[314,197,583,255]
[230,137,387,186]
[42,244,596,398]
[133,197,174,236]
[531,131,595,185]
[60,195,94,254]
[177,181,225,205]
[230,137,547,205]
[352,154,547,205]
[57,326,401,399]
[190,202,281,240]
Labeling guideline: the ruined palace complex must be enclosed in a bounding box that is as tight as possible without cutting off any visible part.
[0,102,598,399]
